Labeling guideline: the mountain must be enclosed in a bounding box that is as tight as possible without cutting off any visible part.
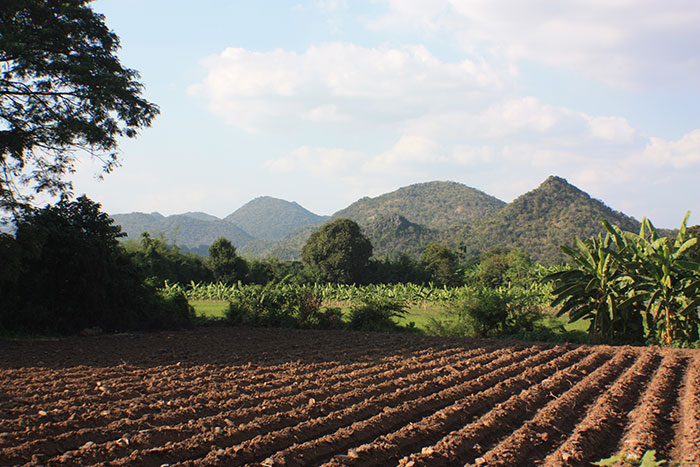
[110,212,253,251]
[224,196,329,240]
[332,181,505,231]
[181,211,221,222]
[456,176,641,264]
[362,214,441,258]
[247,181,503,259]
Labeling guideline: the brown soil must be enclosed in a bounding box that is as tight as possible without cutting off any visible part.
[1,327,699,466]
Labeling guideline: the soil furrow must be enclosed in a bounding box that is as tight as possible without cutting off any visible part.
[321,346,605,467]
[273,346,594,466]
[672,353,700,464]
[211,345,566,467]
[529,349,662,467]
[31,345,516,467]
[616,354,688,460]
[398,348,636,467]
[118,345,554,467]
[1,344,481,460]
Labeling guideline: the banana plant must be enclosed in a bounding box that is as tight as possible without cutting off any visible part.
[546,232,642,344]
[613,213,700,345]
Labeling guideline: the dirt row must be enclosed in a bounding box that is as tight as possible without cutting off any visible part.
[1,327,699,466]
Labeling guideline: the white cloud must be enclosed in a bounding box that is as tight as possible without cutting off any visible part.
[264,145,366,176]
[189,42,507,133]
[364,134,445,172]
[372,0,700,90]
[643,130,700,168]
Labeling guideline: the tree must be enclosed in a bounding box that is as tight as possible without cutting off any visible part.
[124,233,212,286]
[0,0,159,212]
[208,237,248,285]
[0,196,192,333]
[301,218,373,284]
[421,243,459,287]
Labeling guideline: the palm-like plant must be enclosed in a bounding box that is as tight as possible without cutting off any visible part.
[547,233,642,344]
[614,214,700,345]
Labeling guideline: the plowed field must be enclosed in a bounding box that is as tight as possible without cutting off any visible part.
[1,327,699,466]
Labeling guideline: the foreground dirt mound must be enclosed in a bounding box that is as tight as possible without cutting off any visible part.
[1,327,699,466]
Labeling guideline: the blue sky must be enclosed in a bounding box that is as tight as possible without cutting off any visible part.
[72,0,700,228]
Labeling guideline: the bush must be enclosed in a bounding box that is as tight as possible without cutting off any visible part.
[225,284,343,330]
[425,287,546,339]
[0,196,194,335]
[348,297,408,332]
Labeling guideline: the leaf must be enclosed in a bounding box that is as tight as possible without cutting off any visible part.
[592,454,626,466]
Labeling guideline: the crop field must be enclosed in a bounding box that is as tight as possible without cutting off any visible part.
[1,328,700,466]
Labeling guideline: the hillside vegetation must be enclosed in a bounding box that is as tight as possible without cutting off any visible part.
[111,212,253,251]
[457,176,641,264]
[111,176,666,264]
[224,196,328,240]
[332,180,505,230]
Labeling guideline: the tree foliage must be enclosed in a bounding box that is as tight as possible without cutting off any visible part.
[420,243,459,287]
[548,213,700,346]
[124,232,212,286]
[0,196,192,334]
[207,237,248,285]
[301,218,372,284]
[0,0,158,211]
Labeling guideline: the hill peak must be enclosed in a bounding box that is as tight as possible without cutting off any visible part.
[224,197,328,240]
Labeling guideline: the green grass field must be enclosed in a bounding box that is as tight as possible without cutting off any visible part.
[190,300,588,341]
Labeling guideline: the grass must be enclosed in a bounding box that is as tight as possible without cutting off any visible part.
[190,300,228,319]
[189,299,588,342]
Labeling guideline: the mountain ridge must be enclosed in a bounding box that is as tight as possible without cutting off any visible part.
[110,176,660,264]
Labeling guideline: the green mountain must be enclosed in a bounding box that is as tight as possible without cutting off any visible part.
[332,181,505,230]
[246,181,504,259]
[111,212,253,250]
[457,176,641,264]
[363,214,441,258]
[224,196,329,240]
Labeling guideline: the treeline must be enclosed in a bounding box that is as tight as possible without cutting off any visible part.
[121,218,541,292]
[0,200,540,336]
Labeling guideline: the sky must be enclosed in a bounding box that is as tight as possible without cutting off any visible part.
[70,0,700,228]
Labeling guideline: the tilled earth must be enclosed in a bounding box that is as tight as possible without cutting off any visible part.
[1,327,699,466]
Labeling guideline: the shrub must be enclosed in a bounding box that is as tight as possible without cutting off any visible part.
[425,287,546,339]
[0,196,194,334]
[348,297,408,332]
[225,284,343,330]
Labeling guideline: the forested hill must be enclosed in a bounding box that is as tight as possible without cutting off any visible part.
[332,181,505,230]
[110,212,253,251]
[456,176,642,264]
[112,176,656,264]
[224,196,329,240]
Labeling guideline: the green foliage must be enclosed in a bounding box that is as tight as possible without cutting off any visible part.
[332,181,505,232]
[111,212,253,252]
[547,233,644,344]
[367,253,429,285]
[207,237,248,285]
[0,0,158,211]
[0,196,192,334]
[593,450,683,466]
[458,176,641,265]
[421,243,460,287]
[301,218,373,284]
[424,287,544,339]
[473,249,536,288]
[548,213,700,346]
[125,232,212,286]
[225,284,342,330]
[362,214,440,258]
[348,297,409,332]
